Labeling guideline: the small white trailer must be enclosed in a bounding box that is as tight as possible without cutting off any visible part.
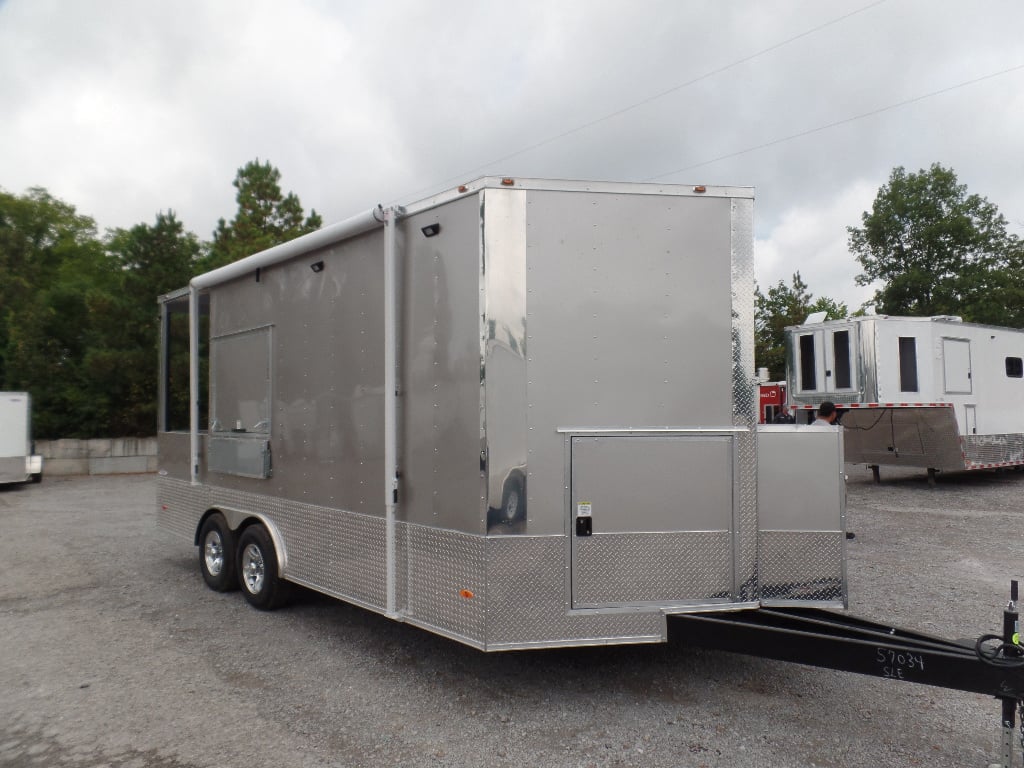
[156,177,847,651]
[786,314,1024,479]
[0,392,43,485]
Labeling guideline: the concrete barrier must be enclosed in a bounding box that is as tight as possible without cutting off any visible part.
[36,437,158,476]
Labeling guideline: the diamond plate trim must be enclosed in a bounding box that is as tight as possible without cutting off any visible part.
[485,535,664,648]
[759,531,844,603]
[731,198,757,599]
[964,433,1024,467]
[573,531,732,607]
[156,477,208,540]
[404,524,487,642]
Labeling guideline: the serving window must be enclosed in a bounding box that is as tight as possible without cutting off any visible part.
[210,326,272,435]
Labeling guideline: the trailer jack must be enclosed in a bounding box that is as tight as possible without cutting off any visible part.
[667,582,1024,767]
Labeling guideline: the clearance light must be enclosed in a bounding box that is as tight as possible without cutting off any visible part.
[693,185,707,193]
[501,178,515,186]
[458,185,468,193]
[459,589,475,599]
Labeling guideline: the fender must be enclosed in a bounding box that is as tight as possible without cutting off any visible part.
[202,505,289,576]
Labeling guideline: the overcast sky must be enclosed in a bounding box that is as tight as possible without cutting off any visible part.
[2,0,1022,310]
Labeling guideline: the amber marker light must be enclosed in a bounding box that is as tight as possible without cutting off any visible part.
[500,178,515,186]
[459,589,475,599]
[458,185,468,193]
[693,185,707,193]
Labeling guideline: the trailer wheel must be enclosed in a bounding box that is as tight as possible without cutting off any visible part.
[198,513,237,592]
[237,525,288,610]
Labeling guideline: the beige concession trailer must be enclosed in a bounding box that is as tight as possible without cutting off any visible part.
[156,177,845,650]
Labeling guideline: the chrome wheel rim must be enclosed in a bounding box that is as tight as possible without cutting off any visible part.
[203,530,224,576]
[241,543,265,594]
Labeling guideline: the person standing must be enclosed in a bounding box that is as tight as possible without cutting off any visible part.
[812,401,838,426]
[773,404,795,424]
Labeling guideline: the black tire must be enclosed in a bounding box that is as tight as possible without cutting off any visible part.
[30,473,42,484]
[236,525,288,610]
[198,513,237,592]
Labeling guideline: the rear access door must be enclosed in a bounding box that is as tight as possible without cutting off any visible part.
[569,433,738,609]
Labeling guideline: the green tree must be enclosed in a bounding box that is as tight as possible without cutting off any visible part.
[0,188,123,437]
[4,228,119,437]
[0,187,100,386]
[755,272,849,381]
[101,212,203,434]
[1,159,321,438]
[0,187,207,437]
[849,163,1022,325]
[204,159,322,270]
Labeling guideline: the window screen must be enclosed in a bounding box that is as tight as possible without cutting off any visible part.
[898,337,919,392]
[1007,357,1023,378]
[799,334,817,391]
[832,330,851,389]
[210,326,272,434]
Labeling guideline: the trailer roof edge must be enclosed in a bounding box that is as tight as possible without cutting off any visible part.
[190,207,385,292]
[186,177,753,293]
[399,176,752,217]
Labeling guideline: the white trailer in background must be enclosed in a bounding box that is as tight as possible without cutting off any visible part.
[786,314,1024,480]
[0,392,43,485]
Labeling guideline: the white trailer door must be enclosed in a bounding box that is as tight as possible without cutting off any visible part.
[570,434,736,609]
[794,325,858,396]
[965,404,977,436]
[942,338,973,394]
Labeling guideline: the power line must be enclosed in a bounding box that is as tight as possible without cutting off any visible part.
[646,62,1024,180]
[395,0,889,203]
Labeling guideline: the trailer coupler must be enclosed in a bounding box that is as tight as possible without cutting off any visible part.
[667,582,1024,766]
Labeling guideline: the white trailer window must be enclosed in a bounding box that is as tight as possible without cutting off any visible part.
[832,330,852,389]
[798,334,817,391]
[1007,357,1023,378]
[898,337,919,392]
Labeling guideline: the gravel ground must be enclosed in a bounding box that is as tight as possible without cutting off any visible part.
[1,467,1023,768]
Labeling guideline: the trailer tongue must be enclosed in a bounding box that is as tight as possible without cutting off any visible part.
[670,582,1024,767]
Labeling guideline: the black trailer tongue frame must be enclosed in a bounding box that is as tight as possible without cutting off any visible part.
[669,581,1024,767]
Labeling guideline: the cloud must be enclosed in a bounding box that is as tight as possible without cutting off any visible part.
[756,180,879,310]
[0,0,1021,275]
